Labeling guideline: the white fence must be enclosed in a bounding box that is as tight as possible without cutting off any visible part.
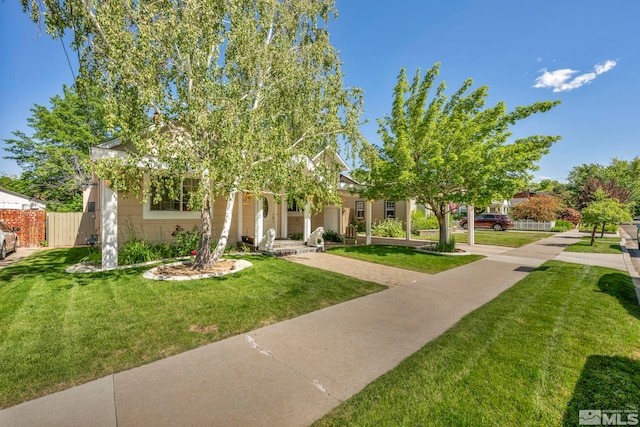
[512,220,556,232]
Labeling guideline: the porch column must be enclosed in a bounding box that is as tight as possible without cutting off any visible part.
[303,200,311,242]
[405,199,412,241]
[365,200,372,245]
[100,180,118,269]
[468,204,475,246]
[280,189,288,238]
[255,196,264,247]
[237,191,243,242]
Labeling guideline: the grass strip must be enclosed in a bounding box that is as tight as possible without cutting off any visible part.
[315,261,640,426]
[564,236,622,254]
[450,230,552,247]
[0,248,384,409]
[326,245,483,274]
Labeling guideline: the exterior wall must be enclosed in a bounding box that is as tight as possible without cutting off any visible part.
[342,193,408,226]
[116,192,242,247]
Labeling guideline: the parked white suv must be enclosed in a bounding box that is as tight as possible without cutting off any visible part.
[0,220,19,260]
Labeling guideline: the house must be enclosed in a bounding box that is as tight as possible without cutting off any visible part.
[0,187,46,211]
[87,136,415,268]
[0,187,46,248]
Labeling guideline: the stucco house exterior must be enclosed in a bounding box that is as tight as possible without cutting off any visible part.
[87,137,413,268]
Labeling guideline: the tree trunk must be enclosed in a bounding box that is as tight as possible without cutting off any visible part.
[435,203,450,246]
[590,225,597,246]
[210,191,236,264]
[194,182,214,270]
[600,223,605,238]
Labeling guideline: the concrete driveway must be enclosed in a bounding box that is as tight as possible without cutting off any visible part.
[0,247,40,269]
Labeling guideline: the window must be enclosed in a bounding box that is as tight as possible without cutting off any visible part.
[384,201,396,219]
[355,201,365,219]
[144,176,201,219]
[288,199,299,212]
[87,202,96,212]
[151,178,199,212]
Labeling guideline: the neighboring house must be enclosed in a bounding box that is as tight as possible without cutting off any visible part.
[510,190,555,208]
[0,187,46,211]
[0,187,46,248]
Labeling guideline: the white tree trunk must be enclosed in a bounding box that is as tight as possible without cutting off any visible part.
[194,183,213,270]
[211,191,237,264]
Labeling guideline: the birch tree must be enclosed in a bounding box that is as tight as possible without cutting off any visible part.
[357,63,561,246]
[23,0,363,269]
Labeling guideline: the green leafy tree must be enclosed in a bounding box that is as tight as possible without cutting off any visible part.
[568,158,640,214]
[581,189,632,245]
[532,179,571,206]
[357,63,561,246]
[24,0,364,268]
[510,195,560,222]
[3,83,113,211]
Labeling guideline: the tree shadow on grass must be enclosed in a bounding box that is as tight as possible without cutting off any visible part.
[596,273,640,321]
[562,355,640,427]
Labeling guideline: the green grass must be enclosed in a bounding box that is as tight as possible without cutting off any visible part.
[564,236,623,254]
[0,248,385,409]
[326,245,483,274]
[450,230,553,247]
[315,261,640,426]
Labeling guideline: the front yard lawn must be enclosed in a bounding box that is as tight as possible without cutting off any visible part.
[315,261,640,426]
[564,236,623,254]
[450,230,552,247]
[0,248,384,409]
[326,245,483,274]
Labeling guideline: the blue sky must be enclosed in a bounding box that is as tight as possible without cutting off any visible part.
[1,0,639,182]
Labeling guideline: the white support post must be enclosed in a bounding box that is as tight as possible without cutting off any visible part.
[405,200,412,241]
[237,191,243,242]
[303,200,312,242]
[100,180,118,269]
[255,197,264,248]
[468,204,475,246]
[365,200,372,245]
[280,189,288,239]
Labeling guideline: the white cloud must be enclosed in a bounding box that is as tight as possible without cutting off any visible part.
[533,60,617,92]
[595,59,616,74]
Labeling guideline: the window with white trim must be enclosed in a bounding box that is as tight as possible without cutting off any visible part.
[355,200,365,219]
[150,178,199,212]
[384,201,396,219]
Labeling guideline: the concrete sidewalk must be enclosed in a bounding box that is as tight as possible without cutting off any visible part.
[1,230,630,427]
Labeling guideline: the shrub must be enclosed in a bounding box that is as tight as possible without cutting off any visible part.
[350,219,365,233]
[411,210,439,234]
[510,195,560,221]
[323,229,342,242]
[170,225,200,257]
[433,235,456,253]
[119,238,164,265]
[551,220,573,232]
[289,232,304,240]
[372,218,405,238]
[558,207,581,225]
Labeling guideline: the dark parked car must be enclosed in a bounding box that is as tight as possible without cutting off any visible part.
[0,220,19,260]
[459,213,513,231]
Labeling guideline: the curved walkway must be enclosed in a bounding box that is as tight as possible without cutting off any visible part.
[2,230,637,427]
